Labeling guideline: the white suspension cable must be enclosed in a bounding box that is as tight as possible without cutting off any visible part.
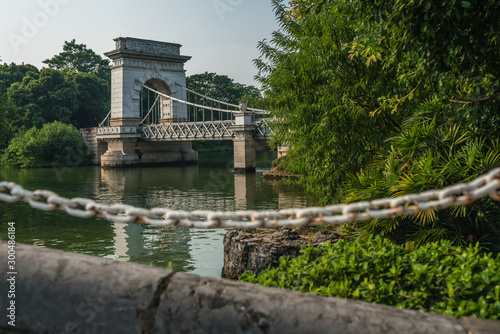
[143,85,235,115]
[98,110,112,127]
[175,83,269,114]
[141,94,160,124]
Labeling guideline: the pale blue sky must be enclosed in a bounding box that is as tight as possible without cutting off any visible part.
[0,0,280,86]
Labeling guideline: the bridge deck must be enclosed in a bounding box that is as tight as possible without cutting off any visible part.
[97,120,272,141]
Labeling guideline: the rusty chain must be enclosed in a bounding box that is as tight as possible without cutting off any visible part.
[1,168,499,229]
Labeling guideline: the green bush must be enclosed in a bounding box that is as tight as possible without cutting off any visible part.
[1,121,91,168]
[240,236,500,320]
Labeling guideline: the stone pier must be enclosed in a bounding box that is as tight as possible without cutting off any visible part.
[232,102,256,172]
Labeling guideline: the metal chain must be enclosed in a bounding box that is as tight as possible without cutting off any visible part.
[1,168,499,229]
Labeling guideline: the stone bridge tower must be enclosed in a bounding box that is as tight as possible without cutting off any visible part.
[99,37,197,167]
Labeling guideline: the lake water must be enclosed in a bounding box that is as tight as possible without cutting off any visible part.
[0,151,318,277]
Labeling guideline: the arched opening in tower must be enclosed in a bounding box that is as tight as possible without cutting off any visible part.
[140,79,173,124]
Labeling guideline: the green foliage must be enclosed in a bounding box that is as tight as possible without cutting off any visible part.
[258,0,407,202]
[1,41,111,133]
[43,39,111,82]
[1,121,91,168]
[258,0,500,247]
[7,68,78,129]
[240,235,500,320]
[0,63,39,93]
[187,72,261,105]
[64,69,110,128]
[0,94,14,151]
[342,99,500,248]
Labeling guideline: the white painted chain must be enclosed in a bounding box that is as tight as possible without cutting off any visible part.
[1,168,499,229]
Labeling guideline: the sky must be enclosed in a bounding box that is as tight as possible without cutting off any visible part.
[0,0,280,87]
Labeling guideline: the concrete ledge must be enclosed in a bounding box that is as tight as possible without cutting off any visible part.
[157,273,466,334]
[1,241,499,334]
[0,242,172,333]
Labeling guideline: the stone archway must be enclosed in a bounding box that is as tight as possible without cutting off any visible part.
[99,37,197,167]
[104,37,191,127]
[139,78,173,124]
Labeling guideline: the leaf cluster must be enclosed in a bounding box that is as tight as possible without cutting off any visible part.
[240,235,500,320]
[43,39,111,82]
[1,121,91,168]
[0,41,111,136]
[342,99,500,248]
[186,72,261,105]
[257,0,500,246]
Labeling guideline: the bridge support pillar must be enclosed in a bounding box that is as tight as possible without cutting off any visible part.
[98,126,198,167]
[101,138,140,167]
[232,103,256,172]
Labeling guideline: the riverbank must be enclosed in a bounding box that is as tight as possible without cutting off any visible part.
[262,166,299,180]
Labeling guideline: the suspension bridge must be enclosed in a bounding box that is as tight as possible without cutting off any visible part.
[81,37,274,170]
[98,84,273,142]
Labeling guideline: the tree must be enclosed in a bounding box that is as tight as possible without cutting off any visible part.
[0,63,39,93]
[186,72,261,105]
[43,40,111,127]
[1,121,91,168]
[64,70,110,128]
[7,68,78,129]
[0,94,12,151]
[43,39,110,82]
[0,63,39,142]
[256,0,405,202]
[258,0,500,246]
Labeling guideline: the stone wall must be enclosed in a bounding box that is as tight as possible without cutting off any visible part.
[1,241,498,333]
[79,127,108,165]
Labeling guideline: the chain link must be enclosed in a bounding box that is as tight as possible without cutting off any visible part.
[1,168,499,228]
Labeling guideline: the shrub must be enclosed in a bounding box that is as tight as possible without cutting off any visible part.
[1,121,91,168]
[240,235,500,320]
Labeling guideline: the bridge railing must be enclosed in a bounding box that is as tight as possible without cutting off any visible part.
[139,120,236,140]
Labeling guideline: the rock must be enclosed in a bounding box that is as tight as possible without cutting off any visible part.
[222,227,340,279]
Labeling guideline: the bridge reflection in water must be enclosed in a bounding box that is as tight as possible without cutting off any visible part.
[0,152,316,277]
[97,152,314,277]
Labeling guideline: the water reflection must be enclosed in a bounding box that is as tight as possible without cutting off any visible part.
[0,151,318,277]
